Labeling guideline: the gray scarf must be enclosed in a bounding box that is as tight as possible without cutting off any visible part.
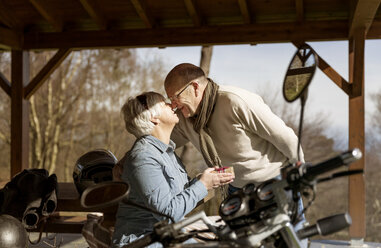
[192,78,222,168]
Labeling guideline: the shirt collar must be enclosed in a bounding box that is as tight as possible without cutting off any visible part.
[142,135,176,153]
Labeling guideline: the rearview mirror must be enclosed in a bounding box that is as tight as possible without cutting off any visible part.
[80,181,130,208]
[283,44,318,102]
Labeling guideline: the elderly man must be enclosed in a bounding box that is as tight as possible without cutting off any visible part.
[112,91,234,248]
[164,63,307,247]
[165,63,303,192]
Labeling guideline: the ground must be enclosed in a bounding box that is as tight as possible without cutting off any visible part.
[29,233,88,248]
[28,233,381,248]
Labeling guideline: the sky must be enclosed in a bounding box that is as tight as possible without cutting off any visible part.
[136,40,381,145]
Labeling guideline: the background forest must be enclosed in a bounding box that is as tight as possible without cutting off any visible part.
[0,47,380,242]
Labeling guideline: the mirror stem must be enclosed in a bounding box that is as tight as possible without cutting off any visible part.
[297,89,308,161]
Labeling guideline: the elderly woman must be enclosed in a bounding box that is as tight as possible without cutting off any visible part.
[112,92,234,247]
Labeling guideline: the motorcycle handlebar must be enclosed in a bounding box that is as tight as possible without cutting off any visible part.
[297,213,352,240]
[122,211,215,248]
[302,148,362,181]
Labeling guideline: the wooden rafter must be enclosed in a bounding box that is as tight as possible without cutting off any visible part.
[23,20,350,49]
[24,48,72,99]
[0,0,21,29]
[0,26,22,49]
[368,19,381,38]
[293,41,351,95]
[0,71,11,96]
[317,55,351,95]
[130,0,155,28]
[79,0,107,30]
[286,66,315,76]
[29,0,63,32]
[349,0,381,37]
[237,0,251,24]
[184,0,202,27]
[295,0,304,22]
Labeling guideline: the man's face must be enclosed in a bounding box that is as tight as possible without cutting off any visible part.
[166,82,198,118]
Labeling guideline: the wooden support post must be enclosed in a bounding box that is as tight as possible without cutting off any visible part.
[11,50,30,177]
[348,28,366,239]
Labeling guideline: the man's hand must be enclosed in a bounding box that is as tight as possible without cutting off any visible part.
[199,167,235,190]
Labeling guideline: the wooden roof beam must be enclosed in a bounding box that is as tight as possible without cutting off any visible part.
[130,0,155,28]
[295,0,304,23]
[29,0,63,32]
[349,0,381,38]
[184,0,202,27]
[0,0,22,29]
[23,20,351,49]
[0,71,11,97]
[238,0,252,24]
[0,26,22,49]
[24,48,72,99]
[79,0,107,30]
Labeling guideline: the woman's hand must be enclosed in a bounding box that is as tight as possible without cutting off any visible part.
[199,167,235,190]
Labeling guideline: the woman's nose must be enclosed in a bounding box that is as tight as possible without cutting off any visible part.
[170,101,177,109]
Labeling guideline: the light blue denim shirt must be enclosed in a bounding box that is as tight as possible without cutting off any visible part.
[112,135,208,247]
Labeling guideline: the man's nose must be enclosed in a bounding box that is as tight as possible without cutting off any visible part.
[170,101,177,109]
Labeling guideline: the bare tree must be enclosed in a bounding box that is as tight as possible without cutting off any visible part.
[0,49,167,182]
[0,52,11,181]
[364,89,381,241]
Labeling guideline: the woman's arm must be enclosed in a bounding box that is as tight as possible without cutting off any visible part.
[127,160,208,222]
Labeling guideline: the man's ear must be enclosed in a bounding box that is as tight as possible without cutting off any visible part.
[192,81,200,97]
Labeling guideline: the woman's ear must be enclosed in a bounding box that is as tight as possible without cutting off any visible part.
[150,115,160,125]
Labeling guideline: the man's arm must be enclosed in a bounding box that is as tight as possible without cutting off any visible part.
[234,93,304,163]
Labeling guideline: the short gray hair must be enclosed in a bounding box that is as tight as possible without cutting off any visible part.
[121,92,165,138]
[164,63,206,91]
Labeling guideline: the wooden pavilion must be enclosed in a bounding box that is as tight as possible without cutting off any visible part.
[0,0,380,241]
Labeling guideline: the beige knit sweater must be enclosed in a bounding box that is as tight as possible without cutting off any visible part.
[171,85,304,188]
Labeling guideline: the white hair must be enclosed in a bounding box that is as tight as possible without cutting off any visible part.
[121,92,165,138]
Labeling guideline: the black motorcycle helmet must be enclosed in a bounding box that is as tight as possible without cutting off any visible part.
[73,149,117,195]
[0,214,28,248]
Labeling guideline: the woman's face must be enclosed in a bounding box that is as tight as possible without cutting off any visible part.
[157,101,179,126]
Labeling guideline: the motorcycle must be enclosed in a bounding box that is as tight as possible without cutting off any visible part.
[80,44,364,248]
